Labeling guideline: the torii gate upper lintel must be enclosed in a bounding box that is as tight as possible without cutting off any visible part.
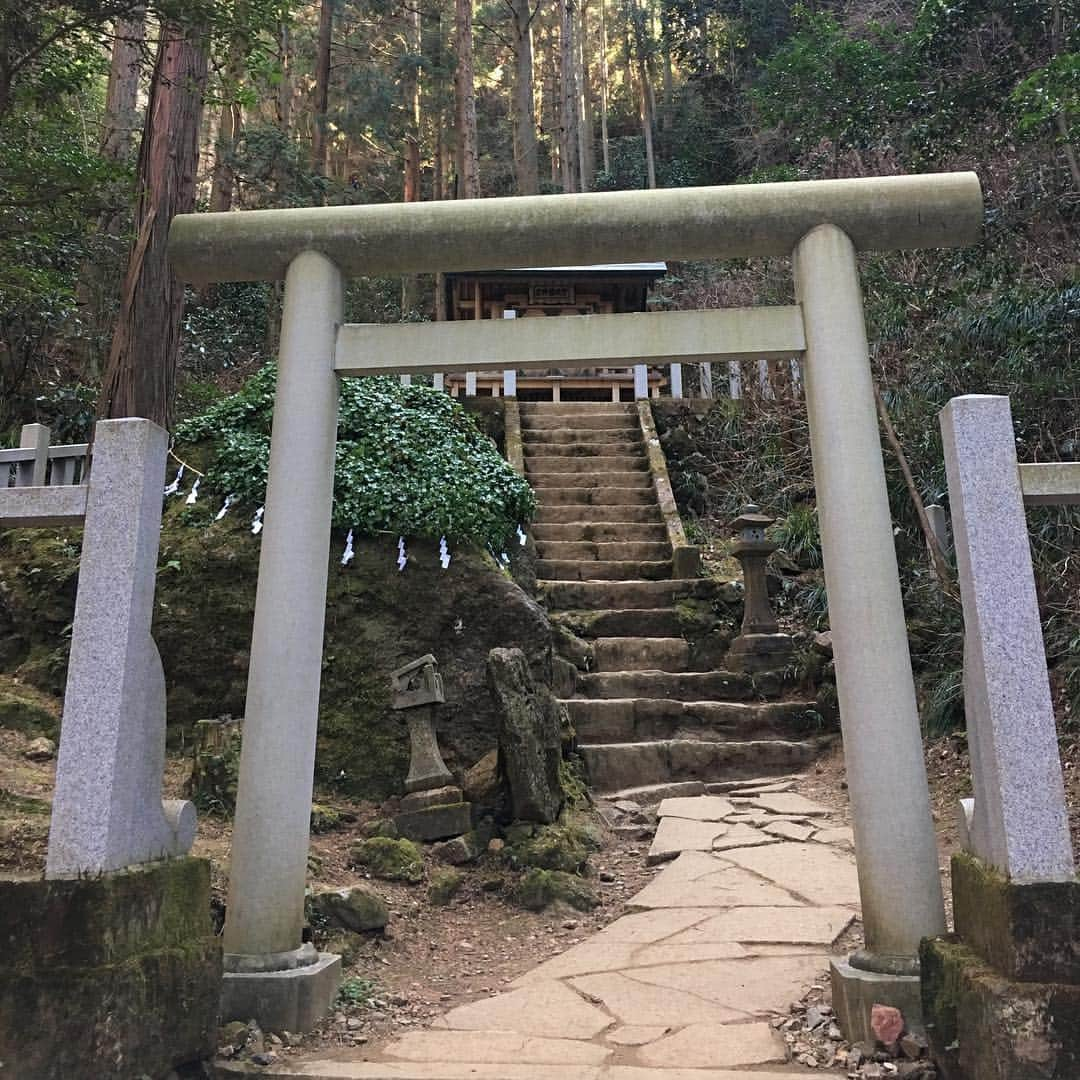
[168,174,984,1032]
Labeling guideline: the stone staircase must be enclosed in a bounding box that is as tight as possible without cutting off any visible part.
[522,402,822,797]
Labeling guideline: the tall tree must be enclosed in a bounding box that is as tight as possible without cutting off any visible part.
[509,0,539,194]
[598,0,610,173]
[576,0,593,190]
[311,0,334,180]
[210,8,248,213]
[97,18,209,428]
[558,0,580,191]
[454,0,479,196]
[402,0,422,202]
[627,0,656,187]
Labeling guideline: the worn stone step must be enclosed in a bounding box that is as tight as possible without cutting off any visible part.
[535,559,673,582]
[520,402,635,413]
[591,637,690,672]
[551,607,684,638]
[522,413,639,431]
[575,669,758,701]
[565,698,820,743]
[539,577,717,609]
[603,779,709,803]
[525,455,648,473]
[529,470,653,489]
[536,486,656,506]
[535,540,671,562]
[580,737,821,793]
[522,431,643,448]
[532,522,668,543]
[534,504,662,524]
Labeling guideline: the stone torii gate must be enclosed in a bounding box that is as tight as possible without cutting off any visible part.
[169,173,983,1030]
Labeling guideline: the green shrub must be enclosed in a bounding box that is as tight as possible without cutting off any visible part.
[175,367,535,550]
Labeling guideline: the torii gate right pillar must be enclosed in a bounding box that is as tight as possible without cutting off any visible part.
[794,224,947,1040]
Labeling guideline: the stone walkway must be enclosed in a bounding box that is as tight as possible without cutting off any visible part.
[248,780,859,1078]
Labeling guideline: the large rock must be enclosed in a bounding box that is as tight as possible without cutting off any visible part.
[350,837,424,883]
[487,647,564,824]
[309,885,389,932]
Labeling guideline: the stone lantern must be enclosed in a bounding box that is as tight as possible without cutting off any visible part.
[726,504,793,672]
[390,654,472,841]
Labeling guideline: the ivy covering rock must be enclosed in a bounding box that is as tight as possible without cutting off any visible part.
[176,368,535,550]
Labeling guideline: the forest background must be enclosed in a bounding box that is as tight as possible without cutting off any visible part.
[0,0,1077,738]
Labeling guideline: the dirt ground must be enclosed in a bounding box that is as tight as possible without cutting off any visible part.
[0,720,657,1057]
[7,716,1080,1067]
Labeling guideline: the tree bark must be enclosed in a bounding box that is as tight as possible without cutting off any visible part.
[558,0,580,192]
[402,0,423,314]
[598,0,610,174]
[454,0,480,197]
[510,0,539,195]
[311,0,334,180]
[101,10,145,162]
[576,0,593,190]
[638,57,657,188]
[210,15,246,214]
[75,9,146,378]
[97,21,208,430]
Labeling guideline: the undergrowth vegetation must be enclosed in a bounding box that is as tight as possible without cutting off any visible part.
[176,367,535,549]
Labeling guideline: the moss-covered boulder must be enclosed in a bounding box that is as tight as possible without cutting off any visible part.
[506,821,598,875]
[310,804,345,833]
[510,868,598,912]
[0,519,554,804]
[308,885,389,932]
[350,836,424,883]
[428,869,465,905]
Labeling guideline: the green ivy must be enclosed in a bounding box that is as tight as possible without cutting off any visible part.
[175,366,535,550]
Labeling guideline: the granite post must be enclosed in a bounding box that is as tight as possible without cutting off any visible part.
[46,418,196,877]
[221,250,343,1029]
[794,224,946,1039]
[940,395,1074,882]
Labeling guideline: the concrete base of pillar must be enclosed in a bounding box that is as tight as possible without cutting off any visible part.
[921,937,1080,1080]
[831,956,925,1043]
[220,953,341,1032]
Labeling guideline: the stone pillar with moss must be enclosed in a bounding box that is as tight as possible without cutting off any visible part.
[920,395,1080,1080]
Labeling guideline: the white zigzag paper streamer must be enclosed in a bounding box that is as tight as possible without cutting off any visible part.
[341,529,355,566]
[214,494,237,521]
[251,507,265,535]
[163,464,184,496]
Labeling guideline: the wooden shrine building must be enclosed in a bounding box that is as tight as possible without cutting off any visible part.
[443,263,668,401]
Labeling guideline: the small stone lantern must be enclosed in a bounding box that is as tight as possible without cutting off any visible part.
[390,654,471,841]
[726,504,793,673]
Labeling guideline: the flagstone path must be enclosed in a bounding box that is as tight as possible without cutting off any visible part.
[242,782,860,1079]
